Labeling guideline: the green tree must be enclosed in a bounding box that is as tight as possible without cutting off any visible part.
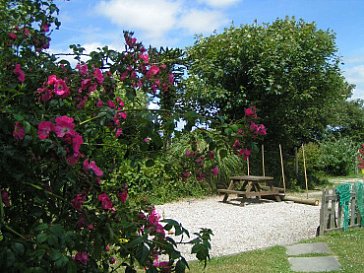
[183,18,352,150]
[325,99,364,143]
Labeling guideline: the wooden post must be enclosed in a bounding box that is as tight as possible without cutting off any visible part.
[302,144,309,199]
[279,144,286,192]
[355,150,359,175]
[247,157,250,176]
[319,189,327,235]
[261,144,265,176]
[295,147,299,176]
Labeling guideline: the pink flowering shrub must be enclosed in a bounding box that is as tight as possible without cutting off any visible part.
[0,1,216,273]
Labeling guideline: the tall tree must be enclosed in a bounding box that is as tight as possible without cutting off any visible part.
[182,18,352,150]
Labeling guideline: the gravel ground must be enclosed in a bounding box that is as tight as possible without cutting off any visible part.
[156,195,320,261]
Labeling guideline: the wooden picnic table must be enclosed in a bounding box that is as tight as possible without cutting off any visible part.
[218,175,284,205]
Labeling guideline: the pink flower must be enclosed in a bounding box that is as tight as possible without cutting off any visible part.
[232,139,240,149]
[38,121,54,140]
[154,79,160,87]
[107,100,115,109]
[148,208,165,236]
[72,133,83,156]
[36,87,51,101]
[8,32,17,40]
[81,78,91,91]
[71,194,86,211]
[74,251,89,265]
[139,53,149,63]
[195,156,204,167]
[239,148,251,160]
[146,65,160,78]
[185,149,194,158]
[196,171,205,181]
[54,116,75,138]
[41,22,50,32]
[119,112,127,120]
[182,170,191,179]
[13,122,25,140]
[211,166,219,176]
[93,68,104,84]
[161,83,169,92]
[120,71,128,81]
[143,137,151,143]
[148,208,161,225]
[168,73,174,85]
[256,124,266,135]
[115,128,123,138]
[98,193,114,210]
[76,63,88,76]
[76,96,88,109]
[23,27,30,37]
[47,75,57,85]
[96,99,104,108]
[153,259,171,271]
[76,215,86,229]
[1,190,10,207]
[125,36,137,47]
[89,161,104,177]
[118,189,128,204]
[87,224,94,230]
[54,79,70,97]
[109,257,116,264]
[67,153,82,165]
[244,106,257,118]
[250,122,267,136]
[116,97,125,108]
[13,64,25,83]
[83,159,103,177]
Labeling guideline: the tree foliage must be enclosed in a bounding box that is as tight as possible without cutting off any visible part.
[183,18,352,149]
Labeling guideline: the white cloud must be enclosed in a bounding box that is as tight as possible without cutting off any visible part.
[96,0,181,40]
[345,65,364,85]
[197,0,240,8]
[343,55,364,65]
[344,64,364,99]
[179,9,227,34]
[95,0,235,46]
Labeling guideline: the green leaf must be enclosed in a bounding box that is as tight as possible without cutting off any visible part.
[219,149,228,158]
[11,242,25,255]
[36,233,48,244]
[67,261,77,273]
[145,159,155,167]
[24,267,47,273]
[14,114,24,121]
[136,243,150,264]
[33,249,46,259]
[50,249,62,262]
[175,259,187,273]
[47,234,58,247]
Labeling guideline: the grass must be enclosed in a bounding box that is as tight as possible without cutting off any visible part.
[188,228,364,273]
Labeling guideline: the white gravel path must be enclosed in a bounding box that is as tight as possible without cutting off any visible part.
[156,195,320,261]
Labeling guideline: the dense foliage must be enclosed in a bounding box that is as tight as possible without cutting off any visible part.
[183,18,352,150]
[0,1,267,272]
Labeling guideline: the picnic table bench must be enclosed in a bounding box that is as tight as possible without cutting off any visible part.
[218,175,284,206]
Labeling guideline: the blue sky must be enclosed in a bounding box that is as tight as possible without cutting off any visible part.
[52,0,364,99]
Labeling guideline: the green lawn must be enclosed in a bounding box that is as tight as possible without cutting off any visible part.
[189,228,364,273]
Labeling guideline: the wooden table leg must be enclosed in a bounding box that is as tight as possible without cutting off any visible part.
[240,181,252,206]
[267,180,281,201]
[222,180,235,202]
[252,182,262,200]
